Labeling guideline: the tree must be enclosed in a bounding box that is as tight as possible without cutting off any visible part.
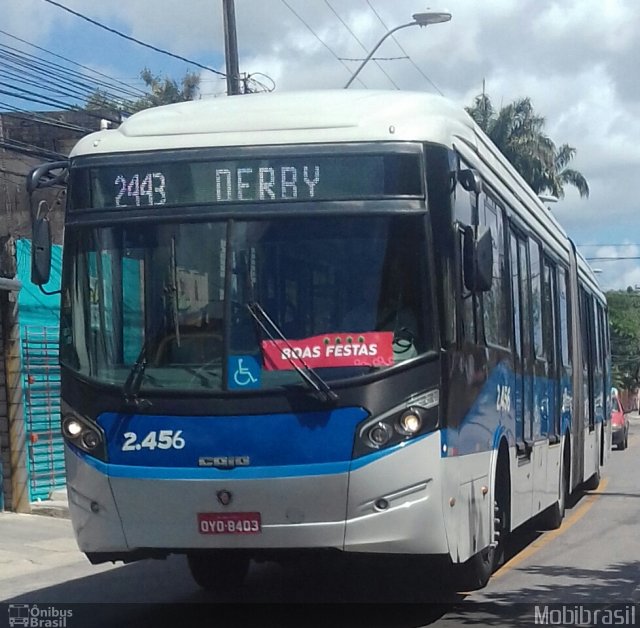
[466,93,589,199]
[606,290,640,390]
[85,67,200,120]
[132,68,200,112]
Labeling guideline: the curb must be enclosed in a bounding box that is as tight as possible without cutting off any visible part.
[30,488,70,519]
[30,500,70,519]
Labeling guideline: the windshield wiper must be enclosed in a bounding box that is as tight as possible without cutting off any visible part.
[246,301,338,404]
[122,341,153,409]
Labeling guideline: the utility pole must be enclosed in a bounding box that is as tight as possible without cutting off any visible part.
[222,0,241,95]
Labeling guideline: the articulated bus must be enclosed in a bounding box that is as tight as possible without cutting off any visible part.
[28,90,611,591]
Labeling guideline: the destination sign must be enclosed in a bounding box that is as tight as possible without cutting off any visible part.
[72,153,422,210]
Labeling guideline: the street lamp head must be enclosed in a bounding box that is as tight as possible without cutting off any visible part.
[412,11,452,26]
[343,8,452,88]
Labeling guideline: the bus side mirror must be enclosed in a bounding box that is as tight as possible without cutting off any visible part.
[31,217,52,286]
[27,161,67,288]
[463,225,493,292]
[459,168,482,195]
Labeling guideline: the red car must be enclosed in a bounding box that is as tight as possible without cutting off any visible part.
[611,395,630,450]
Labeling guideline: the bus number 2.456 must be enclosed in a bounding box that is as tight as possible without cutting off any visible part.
[121,430,185,451]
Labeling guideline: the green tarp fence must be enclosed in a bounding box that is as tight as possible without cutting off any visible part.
[16,239,64,501]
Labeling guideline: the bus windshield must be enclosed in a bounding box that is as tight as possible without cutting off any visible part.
[60,214,433,392]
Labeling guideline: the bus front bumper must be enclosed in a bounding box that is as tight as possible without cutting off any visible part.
[64,433,449,559]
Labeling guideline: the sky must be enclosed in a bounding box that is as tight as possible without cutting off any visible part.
[3,0,640,291]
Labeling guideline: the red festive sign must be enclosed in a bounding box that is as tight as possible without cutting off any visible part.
[261,332,394,370]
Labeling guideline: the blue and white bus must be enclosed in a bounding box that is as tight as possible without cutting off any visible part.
[28,90,611,591]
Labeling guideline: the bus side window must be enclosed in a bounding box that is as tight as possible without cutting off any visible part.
[457,227,475,343]
[480,195,509,348]
[580,287,595,430]
[558,267,571,368]
[542,256,559,438]
[593,300,604,423]
[530,239,543,360]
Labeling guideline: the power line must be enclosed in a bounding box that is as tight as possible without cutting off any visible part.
[339,55,408,61]
[365,0,443,95]
[578,243,640,248]
[0,35,142,115]
[280,0,367,88]
[585,257,640,262]
[0,84,120,124]
[324,0,399,89]
[0,103,94,134]
[41,0,226,78]
[0,139,66,161]
[0,28,148,99]
[0,43,140,103]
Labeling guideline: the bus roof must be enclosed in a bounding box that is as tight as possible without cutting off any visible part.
[69,89,602,297]
[70,90,475,156]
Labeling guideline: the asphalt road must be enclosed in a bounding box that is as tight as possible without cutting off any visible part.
[1,416,638,627]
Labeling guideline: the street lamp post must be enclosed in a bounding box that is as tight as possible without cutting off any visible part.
[344,11,452,89]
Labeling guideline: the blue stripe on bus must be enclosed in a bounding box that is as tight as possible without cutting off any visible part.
[81,361,585,474]
[443,360,580,457]
[97,407,369,469]
[70,434,433,479]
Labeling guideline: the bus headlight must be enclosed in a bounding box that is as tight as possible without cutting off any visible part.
[368,422,393,448]
[353,389,439,458]
[397,408,423,435]
[81,430,101,450]
[62,417,83,439]
[61,407,107,460]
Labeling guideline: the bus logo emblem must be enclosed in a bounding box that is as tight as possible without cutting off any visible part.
[217,490,233,506]
[198,455,251,468]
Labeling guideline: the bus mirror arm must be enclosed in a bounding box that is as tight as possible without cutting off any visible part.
[26,160,69,195]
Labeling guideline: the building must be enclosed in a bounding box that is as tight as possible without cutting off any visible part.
[0,109,98,510]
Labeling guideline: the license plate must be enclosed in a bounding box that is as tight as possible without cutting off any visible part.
[198,512,261,535]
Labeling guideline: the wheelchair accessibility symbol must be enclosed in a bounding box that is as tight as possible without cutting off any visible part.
[228,355,261,389]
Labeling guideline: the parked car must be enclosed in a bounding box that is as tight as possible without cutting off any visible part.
[611,395,629,450]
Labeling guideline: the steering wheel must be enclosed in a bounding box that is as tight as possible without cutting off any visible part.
[392,327,416,355]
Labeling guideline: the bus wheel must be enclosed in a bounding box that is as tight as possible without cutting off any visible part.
[453,543,495,591]
[583,441,601,491]
[187,551,250,592]
[453,491,508,590]
[583,466,600,491]
[450,449,510,592]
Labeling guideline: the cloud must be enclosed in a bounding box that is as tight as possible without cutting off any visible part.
[580,243,640,291]
[3,0,639,288]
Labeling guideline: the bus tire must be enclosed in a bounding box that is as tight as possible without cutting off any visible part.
[187,551,250,591]
[583,467,600,490]
[452,447,510,591]
[453,544,495,591]
[584,435,602,491]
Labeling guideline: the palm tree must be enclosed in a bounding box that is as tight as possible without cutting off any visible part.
[544,144,590,199]
[85,68,201,118]
[466,93,589,199]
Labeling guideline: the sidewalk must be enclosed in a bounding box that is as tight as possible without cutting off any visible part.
[29,488,69,519]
